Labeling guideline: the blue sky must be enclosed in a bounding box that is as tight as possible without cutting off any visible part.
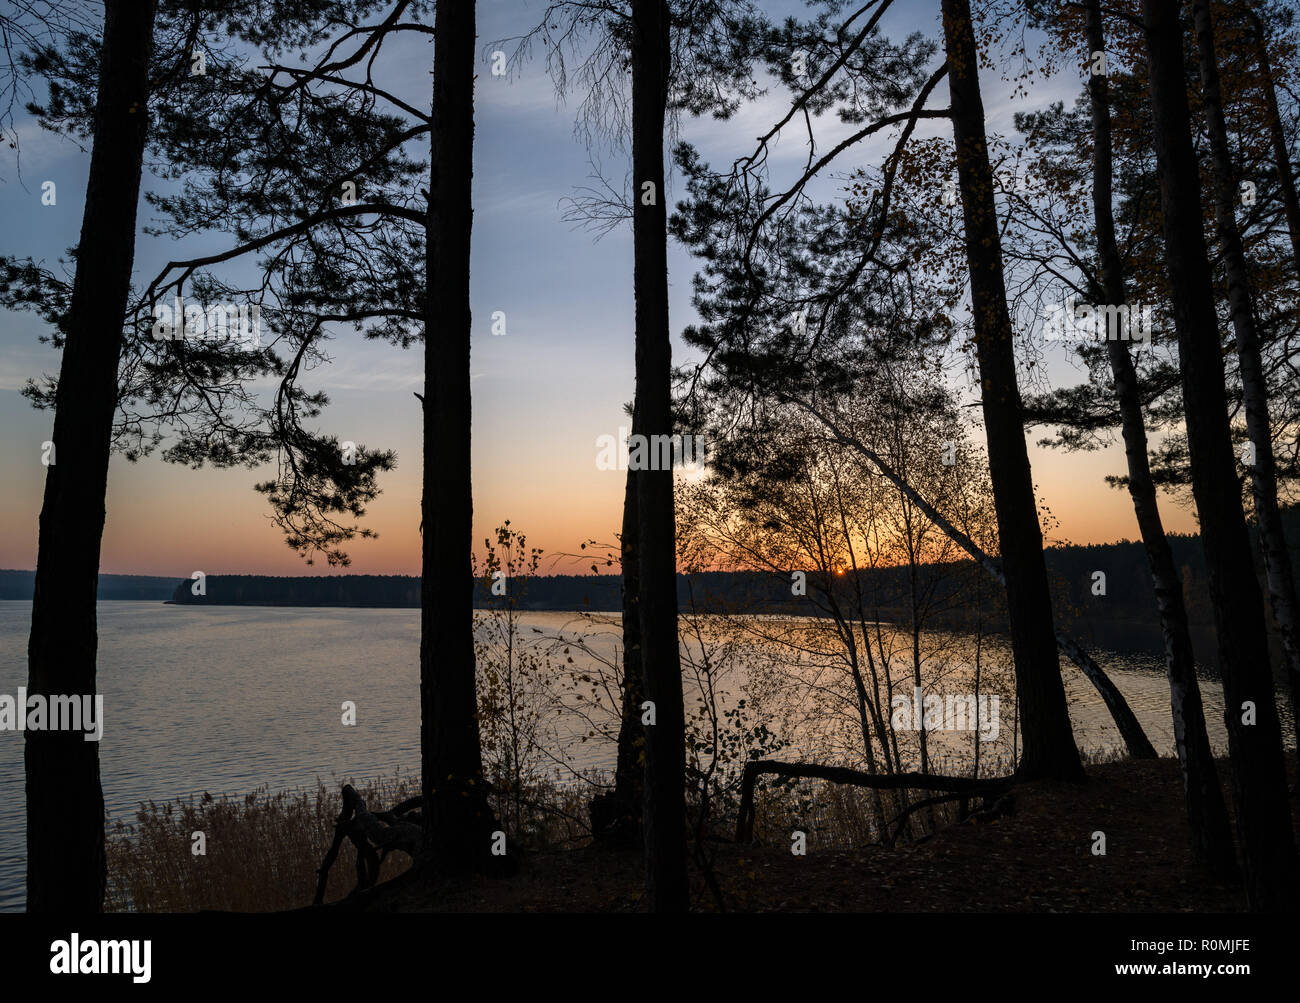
[0,0,1180,577]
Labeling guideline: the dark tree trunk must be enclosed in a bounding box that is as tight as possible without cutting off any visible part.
[1193,0,1300,767]
[1245,8,1300,274]
[940,0,1083,781]
[595,467,645,844]
[421,0,496,872]
[1141,0,1299,911]
[24,0,157,913]
[1085,0,1236,880]
[631,0,688,912]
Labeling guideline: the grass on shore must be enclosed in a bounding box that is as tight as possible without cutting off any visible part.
[106,756,1294,913]
[106,774,420,912]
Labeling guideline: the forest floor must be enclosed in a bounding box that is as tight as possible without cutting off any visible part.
[347,757,1300,912]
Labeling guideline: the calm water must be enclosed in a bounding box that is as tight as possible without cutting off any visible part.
[0,600,1260,911]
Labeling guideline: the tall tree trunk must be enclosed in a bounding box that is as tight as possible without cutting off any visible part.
[1141,0,1299,911]
[422,0,495,872]
[631,0,688,911]
[1085,0,1236,879]
[596,466,645,844]
[24,0,157,913]
[940,0,1083,781]
[1193,0,1300,767]
[901,510,932,778]
[1244,7,1300,274]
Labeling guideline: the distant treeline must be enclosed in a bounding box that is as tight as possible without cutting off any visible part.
[170,574,424,607]
[0,570,180,601]
[6,520,1293,645]
[155,533,1224,618]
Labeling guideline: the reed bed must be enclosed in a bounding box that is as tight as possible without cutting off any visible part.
[106,773,421,912]
[106,770,596,912]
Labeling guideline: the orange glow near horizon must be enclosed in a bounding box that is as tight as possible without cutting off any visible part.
[0,409,1199,580]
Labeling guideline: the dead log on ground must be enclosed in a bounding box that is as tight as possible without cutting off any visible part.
[734,760,1014,844]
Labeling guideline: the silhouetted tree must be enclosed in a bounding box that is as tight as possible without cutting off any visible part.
[1192,0,1300,763]
[1084,0,1235,878]
[18,0,504,878]
[940,0,1081,781]
[668,1,1153,768]
[421,0,499,872]
[1010,0,1236,877]
[628,0,688,913]
[24,0,157,914]
[8,0,425,910]
[591,465,645,844]
[514,0,767,907]
[1140,0,1299,910]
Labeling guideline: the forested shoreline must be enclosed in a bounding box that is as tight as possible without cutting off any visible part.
[145,518,1289,625]
[144,517,1292,675]
[151,536,1209,610]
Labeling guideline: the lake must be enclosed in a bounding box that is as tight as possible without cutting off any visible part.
[0,600,1260,911]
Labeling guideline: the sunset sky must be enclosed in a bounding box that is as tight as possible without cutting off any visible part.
[0,0,1199,579]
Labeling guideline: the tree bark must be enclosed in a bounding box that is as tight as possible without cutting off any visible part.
[1193,0,1300,768]
[940,0,1083,781]
[631,0,688,911]
[1141,0,1299,911]
[1085,0,1236,879]
[421,0,496,872]
[597,466,645,844]
[25,0,157,913]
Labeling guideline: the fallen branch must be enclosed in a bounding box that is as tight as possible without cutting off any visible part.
[734,760,1013,843]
